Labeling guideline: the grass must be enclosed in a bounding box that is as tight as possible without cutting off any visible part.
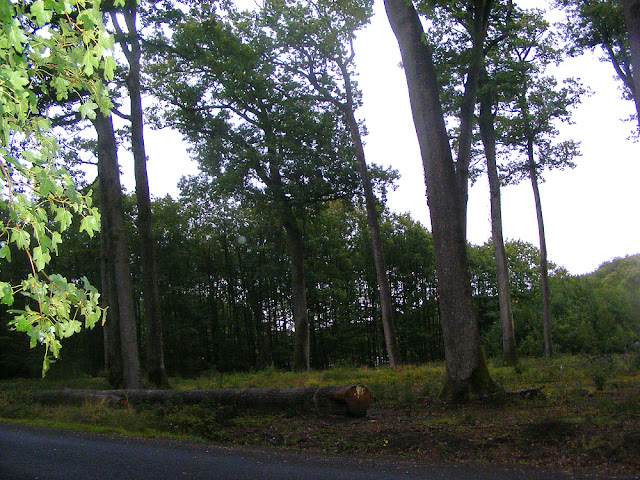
[1,354,639,478]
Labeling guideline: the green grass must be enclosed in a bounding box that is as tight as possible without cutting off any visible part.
[1,354,639,477]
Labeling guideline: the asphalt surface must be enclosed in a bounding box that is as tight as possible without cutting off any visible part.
[0,423,625,480]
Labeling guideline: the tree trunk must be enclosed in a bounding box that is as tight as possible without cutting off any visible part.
[34,385,372,417]
[282,212,310,371]
[340,76,400,367]
[116,6,169,388]
[478,73,518,367]
[454,0,494,239]
[98,146,123,388]
[93,113,144,389]
[623,0,640,128]
[384,0,496,401]
[526,139,553,358]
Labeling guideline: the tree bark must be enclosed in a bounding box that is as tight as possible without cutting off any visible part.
[384,0,496,401]
[98,144,123,388]
[478,72,518,367]
[282,213,310,372]
[623,0,640,128]
[93,113,144,389]
[34,385,372,417]
[526,138,553,358]
[114,5,169,388]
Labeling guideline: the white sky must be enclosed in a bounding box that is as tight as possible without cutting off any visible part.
[131,0,640,276]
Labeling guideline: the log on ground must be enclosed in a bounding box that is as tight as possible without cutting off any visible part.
[32,385,372,417]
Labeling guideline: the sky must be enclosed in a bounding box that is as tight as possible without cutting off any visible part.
[130,0,640,276]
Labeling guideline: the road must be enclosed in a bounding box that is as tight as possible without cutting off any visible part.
[0,423,620,480]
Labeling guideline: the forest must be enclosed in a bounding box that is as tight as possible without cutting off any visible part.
[2,194,640,379]
[1,0,640,401]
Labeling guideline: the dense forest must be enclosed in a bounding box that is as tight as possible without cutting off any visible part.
[1,0,639,400]
[1,191,638,378]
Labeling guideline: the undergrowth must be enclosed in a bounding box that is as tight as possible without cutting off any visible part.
[1,354,639,477]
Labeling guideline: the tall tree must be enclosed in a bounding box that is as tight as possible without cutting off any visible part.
[93,112,144,388]
[498,11,585,358]
[422,0,518,366]
[384,0,496,400]
[263,0,401,367]
[148,4,362,370]
[478,66,517,366]
[417,0,496,238]
[110,3,169,388]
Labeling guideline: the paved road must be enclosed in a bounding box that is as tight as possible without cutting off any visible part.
[0,423,623,480]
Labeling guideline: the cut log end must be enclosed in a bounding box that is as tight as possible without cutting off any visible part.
[333,385,371,417]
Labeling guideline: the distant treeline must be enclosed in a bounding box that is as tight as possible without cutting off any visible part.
[1,194,638,378]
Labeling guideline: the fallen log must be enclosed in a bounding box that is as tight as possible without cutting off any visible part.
[33,385,372,417]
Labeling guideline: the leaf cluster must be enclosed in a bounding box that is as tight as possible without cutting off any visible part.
[0,0,126,374]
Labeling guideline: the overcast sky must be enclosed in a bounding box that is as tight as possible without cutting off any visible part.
[131,0,640,276]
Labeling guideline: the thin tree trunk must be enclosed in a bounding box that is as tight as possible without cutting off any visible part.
[478,72,518,367]
[345,108,400,368]
[623,0,640,128]
[526,138,553,358]
[114,6,169,388]
[454,0,493,239]
[93,113,143,389]
[384,0,495,401]
[338,60,400,367]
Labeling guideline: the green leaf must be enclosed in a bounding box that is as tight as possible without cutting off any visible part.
[0,281,14,306]
[55,208,73,231]
[103,55,116,81]
[0,243,11,262]
[8,22,28,53]
[79,100,98,120]
[10,229,30,250]
[32,246,51,271]
[60,319,82,338]
[30,1,52,27]
[79,215,100,237]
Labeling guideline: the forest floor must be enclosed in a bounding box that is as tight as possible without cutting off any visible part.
[1,355,639,479]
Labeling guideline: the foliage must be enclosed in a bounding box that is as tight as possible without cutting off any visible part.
[555,0,634,99]
[481,8,586,184]
[2,181,639,377]
[0,0,125,374]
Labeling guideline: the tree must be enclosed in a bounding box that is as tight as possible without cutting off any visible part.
[262,0,401,367]
[421,0,518,366]
[93,112,143,388]
[0,0,121,374]
[110,2,169,388]
[384,0,496,400]
[148,3,362,370]
[416,0,497,238]
[478,66,518,366]
[556,0,639,131]
[498,11,585,358]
